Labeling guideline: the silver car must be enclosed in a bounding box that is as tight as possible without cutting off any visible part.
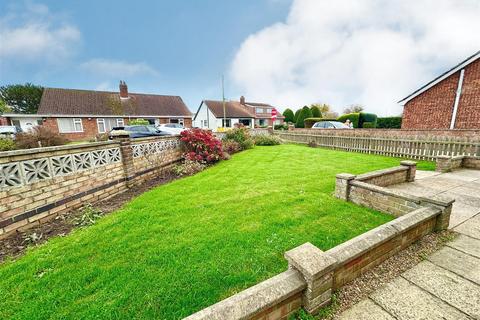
[311,121,352,129]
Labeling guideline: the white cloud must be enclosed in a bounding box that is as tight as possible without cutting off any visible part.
[230,0,480,116]
[81,59,159,77]
[0,2,81,62]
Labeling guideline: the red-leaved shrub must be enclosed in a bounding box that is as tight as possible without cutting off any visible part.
[180,129,224,163]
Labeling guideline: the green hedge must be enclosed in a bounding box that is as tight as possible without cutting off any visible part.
[337,113,360,128]
[377,117,402,129]
[362,122,376,128]
[358,112,377,128]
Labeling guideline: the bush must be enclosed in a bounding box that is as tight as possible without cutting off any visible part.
[15,126,68,149]
[0,138,15,151]
[337,113,360,128]
[222,139,242,154]
[173,160,206,177]
[274,124,288,130]
[293,109,302,123]
[128,118,149,125]
[362,122,376,128]
[282,108,295,123]
[358,112,377,128]
[377,117,402,129]
[310,105,322,118]
[253,134,281,146]
[223,127,254,150]
[295,107,313,128]
[89,133,109,142]
[180,128,224,163]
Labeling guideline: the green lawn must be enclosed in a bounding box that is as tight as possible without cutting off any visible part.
[0,145,434,319]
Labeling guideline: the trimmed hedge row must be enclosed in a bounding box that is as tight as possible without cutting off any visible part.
[305,112,379,128]
[377,117,402,129]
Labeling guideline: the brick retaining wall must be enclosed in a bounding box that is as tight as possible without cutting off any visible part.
[0,136,182,238]
[436,155,480,172]
[184,162,454,320]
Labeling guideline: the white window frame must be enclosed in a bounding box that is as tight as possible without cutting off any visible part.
[116,118,124,126]
[97,118,106,133]
[57,118,84,133]
[256,107,264,113]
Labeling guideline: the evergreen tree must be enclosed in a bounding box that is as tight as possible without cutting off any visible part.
[282,108,295,123]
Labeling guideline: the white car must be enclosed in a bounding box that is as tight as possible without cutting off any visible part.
[156,123,185,135]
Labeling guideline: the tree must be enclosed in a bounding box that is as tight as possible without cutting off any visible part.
[282,108,295,123]
[313,103,338,118]
[310,104,322,118]
[0,99,12,114]
[295,106,313,128]
[293,109,302,123]
[0,83,44,114]
[343,104,364,114]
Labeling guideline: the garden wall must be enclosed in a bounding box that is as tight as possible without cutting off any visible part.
[185,162,454,320]
[0,136,182,238]
[436,155,480,172]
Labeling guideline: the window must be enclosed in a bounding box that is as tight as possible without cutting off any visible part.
[57,118,83,133]
[201,120,208,127]
[266,108,272,114]
[222,119,231,127]
[256,108,264,113]
[97,118,124,133]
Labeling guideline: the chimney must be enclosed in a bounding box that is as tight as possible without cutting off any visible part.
[119,80,128,98]
[240,96,245,105]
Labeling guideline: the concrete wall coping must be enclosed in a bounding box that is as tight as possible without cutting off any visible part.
[284,243,337,280]
[326,206,440,265]
[0,140,119,158]
[184,269,306,320]
[349,180,421,203]
[355,166,407,182]
[130,135,180,144]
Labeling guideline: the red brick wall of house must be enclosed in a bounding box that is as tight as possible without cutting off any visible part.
[454,59,480,129]
[43,118,98,141]
[401,72,459,129]
[402,58,480,129]
[0,117,9,125]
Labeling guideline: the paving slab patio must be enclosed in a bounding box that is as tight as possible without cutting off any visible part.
[337,169,480,320]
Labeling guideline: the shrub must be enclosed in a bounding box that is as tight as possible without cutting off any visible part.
[89,133,109,142]
[377,117,402,129]
[310,105,322,118]
[337,113,360,128]
[222,139,242,154]
[180,128,224,163]
[15,126,68,149]
[295,107,313,128]
[173,160,206,177]
[274,124,288,130]
[293,109,302,123]
[223,127,254,150]
[362,122,376,128]
[282,108,295,123]
[0,138,15,151]
[128,118,150,125]
[358,112,377,128]
[253,134,281,146]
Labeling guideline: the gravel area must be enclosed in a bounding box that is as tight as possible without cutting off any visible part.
[0,170,178,263]
[322,230,457,319]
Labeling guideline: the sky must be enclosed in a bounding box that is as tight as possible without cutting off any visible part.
[1,0,479,116]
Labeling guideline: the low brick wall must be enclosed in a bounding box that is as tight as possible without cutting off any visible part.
[436,155,480,172]
[184,162,454,319]
[0,136,182,238]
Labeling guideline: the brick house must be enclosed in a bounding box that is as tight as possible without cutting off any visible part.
[193,96,284,130]
[1,81,192,140]
[399,51,480,129]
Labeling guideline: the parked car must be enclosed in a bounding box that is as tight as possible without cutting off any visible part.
[0,125,22,138]
[311,121,352,129]
[156,123,185,135]
[109,125,173,139]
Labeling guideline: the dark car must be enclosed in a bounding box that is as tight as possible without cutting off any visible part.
[311,121,352,129]
[109,125,173,139]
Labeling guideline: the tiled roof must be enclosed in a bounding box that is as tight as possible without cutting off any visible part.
[203,100,255,118]
[37,88,192,117]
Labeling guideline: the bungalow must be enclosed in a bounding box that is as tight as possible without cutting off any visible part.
[399,50,480,129]
[1,81,192,140]
[193,96,284,130]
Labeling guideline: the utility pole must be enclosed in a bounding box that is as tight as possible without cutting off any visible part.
[222,75,226,129]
